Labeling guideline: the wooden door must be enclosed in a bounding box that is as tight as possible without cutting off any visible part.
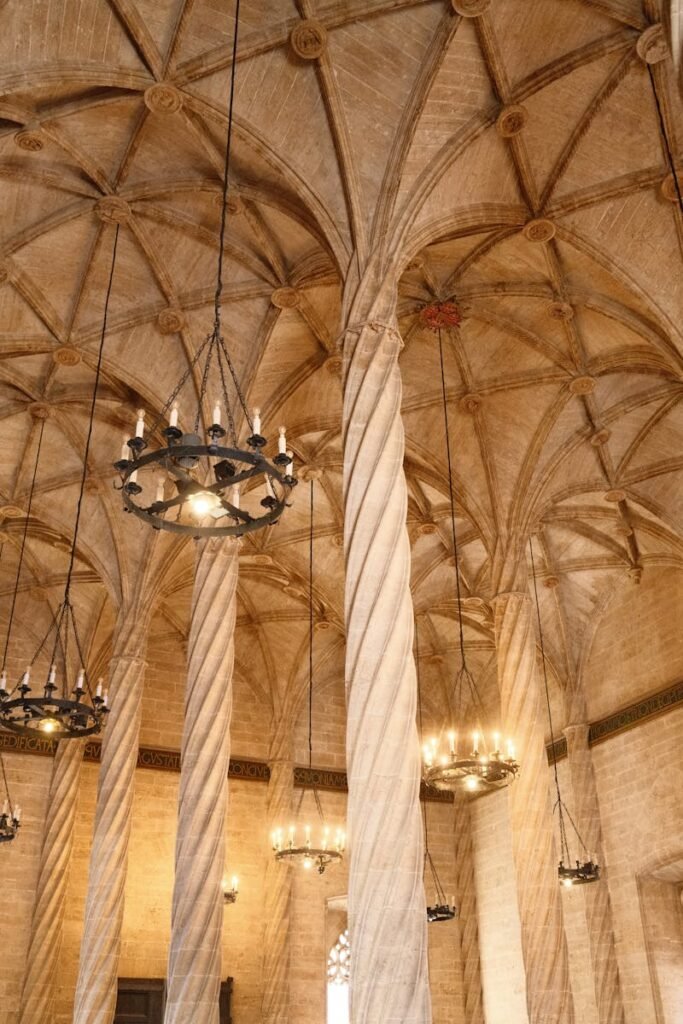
[115,978,164,1024]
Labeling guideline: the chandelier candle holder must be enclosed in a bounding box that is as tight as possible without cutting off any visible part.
[420,312,519,796]
[270,481,345,875]
[529,535,600,889]
[0,345,112,740]
[113,0,295,538]
[0,757,21,844]
[423,724,518,793]
[222,876,239,904]
[272,824,345,874]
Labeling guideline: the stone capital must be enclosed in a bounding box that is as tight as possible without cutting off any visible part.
[563,722,590,751]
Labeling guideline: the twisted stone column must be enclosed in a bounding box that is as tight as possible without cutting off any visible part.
[164,538,239,1024]
[492,591,574,1024]
[343,313,431,1024]
[261,755,294,1024]
[564,724,625,1024]
[453,795,484,1024]
[18,740,84,1024]
[73,647,148,1024]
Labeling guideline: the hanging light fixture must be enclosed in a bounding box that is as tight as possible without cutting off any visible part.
[416,625,457,923]
[271,480,344,874]
[0,756,20,843]
[529,535,600,888]
[113,0,295,537]
[420,308,518,794]
[0,231,120,739]
[222,875,239,904]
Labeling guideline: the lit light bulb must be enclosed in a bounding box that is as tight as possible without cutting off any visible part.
[189,491,219,518]
[448,731,456,755]
[493,732,500,753]
[231,875,239,892]
[465,775,479,792]
[303,856,312,870]
[38,717,59,734]
[561,877,573,888]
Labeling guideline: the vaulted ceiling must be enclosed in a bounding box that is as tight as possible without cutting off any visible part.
[0,0,681,741]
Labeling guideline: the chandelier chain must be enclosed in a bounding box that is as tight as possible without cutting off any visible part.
[63,225,120,604]
[308,479,314,770]
[647,64,683,215]
[0,752,14,819]
[1,416,46,674]
[214,0,241,335]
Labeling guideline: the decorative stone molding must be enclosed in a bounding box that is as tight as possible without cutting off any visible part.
[213,191,243,214]
[290,20,327,60]
[0,504,24,519]
[28,402,50,420]
[52,346,81,366]
[523,218,556,243]
[543,575,560,589]
[452,0,490,15]
[95,196,131,224]
[325,355,343,377]
[460,393,482,413]
[271,286,301,309]
[15,126,44,152]
[636,24,669,64]
[547,301,574,321]
[590,428,611,447]
[569,375,596,395]
[157,307,185,335]
[628,565,643,584]
[496,104,527,137]
[660,172,682,202]
[615,520,633,537]
[0,259,13,284]
[604,488,626,503]
[298,465,323,482]
[144,84,183,114]
[417,521,438,536]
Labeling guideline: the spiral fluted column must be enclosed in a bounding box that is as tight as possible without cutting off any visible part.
[343,312,431,1024]
[261,754,294,1024]
[564,723,625,1024]
[18,740,83,1023]
[452,795,484,1024]
[73,646,148,1024]
[492,591,574,1024]
[163,538,239,1024]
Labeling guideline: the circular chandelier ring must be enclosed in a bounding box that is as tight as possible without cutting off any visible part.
[274,846,343,874]
[0,695,107,738]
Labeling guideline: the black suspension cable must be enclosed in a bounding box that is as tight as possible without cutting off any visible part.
[529,534,568,859]
[1,417,46,673]
[61,225,120,606]
[213,0,241,333]
[647,64,683,215]
[0,752,14,818]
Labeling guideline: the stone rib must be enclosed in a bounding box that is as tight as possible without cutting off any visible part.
[163,538,238,1024]
[19,740,83,1024]
[73,652,147,1024]
[343,319,431,1024]
[493,592,574,1024]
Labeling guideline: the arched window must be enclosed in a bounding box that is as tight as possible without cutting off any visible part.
[327,930,350,1024]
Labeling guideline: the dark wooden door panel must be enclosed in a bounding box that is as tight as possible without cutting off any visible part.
[115,977,232,1024]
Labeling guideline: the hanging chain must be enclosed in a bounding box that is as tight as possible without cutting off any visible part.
[647,64,683,215]
[0,752,14,818]
[1,416,46,673]
[528,534,568,856]
[415,625,431,858]
[308,479,314,770]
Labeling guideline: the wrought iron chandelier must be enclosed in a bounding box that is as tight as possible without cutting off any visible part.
[416,627,457,923]
[0,755,20,843]
[529,535,600,888]
[420,310,518,794]
[114,0,295,537]
[0,263,116,739]
[271,480,344,874]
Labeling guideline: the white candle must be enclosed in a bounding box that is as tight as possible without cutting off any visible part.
[155,478,165,503]
[135,409,145,438]
[96,680,103,698]
[212,401,221,426]
[76,669,85,690]
[0,671,6,692]
[448,730,456,755]
[472,731,479,753]
[253,408,261,435]
[231,485,240,510]
[120,436,129,461]
[305,825,311,849]
[278,426,287,454]
[129,469,138,485]
[506,740,515,760]
[288,825,295,849]
[493,731,500,753]
[103,690,109,707]
[21,667,30,688]
[285,450,294,477]
[48,665,56,685]
[265,476,275,499]
[231,876,238,892]
[169,403,179,428]
[14,805,21,822]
